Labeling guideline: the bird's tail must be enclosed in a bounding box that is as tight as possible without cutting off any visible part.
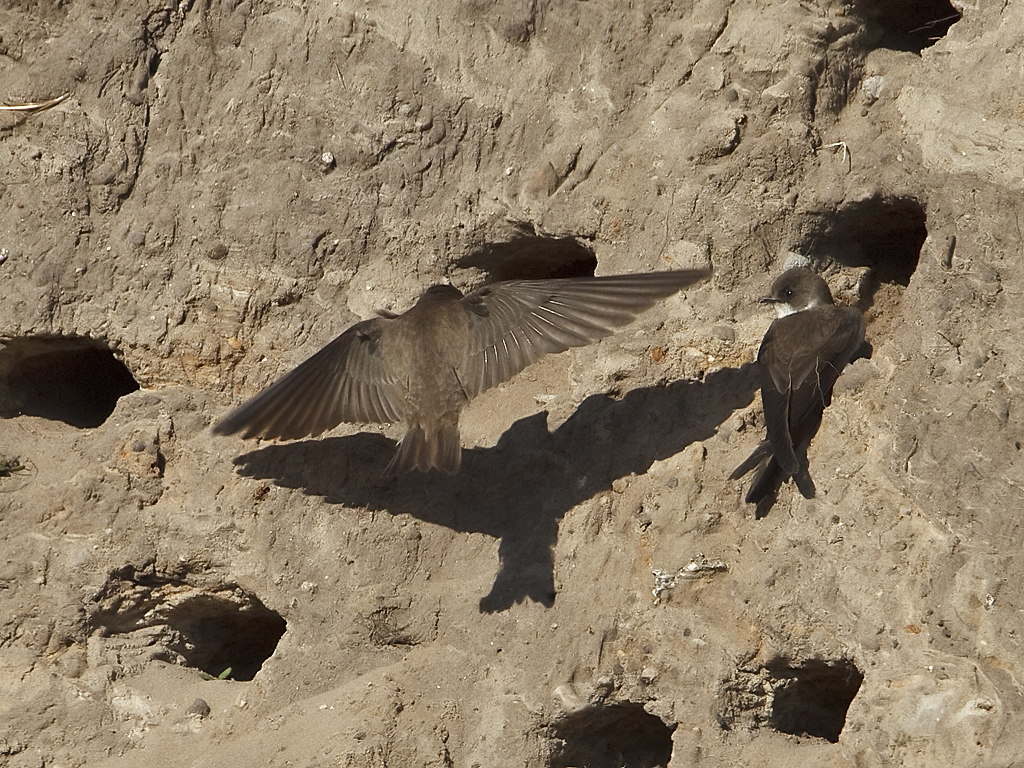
[729,439,772,482]
[731,440,816,505]
[744,457,778,505]
[384,421,461,477]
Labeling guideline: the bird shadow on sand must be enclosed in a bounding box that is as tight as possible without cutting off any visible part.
[232,364,758,613]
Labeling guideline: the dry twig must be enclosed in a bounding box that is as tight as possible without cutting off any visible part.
[0,93,71,114]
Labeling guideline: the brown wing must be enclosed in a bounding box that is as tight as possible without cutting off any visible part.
[212,317,406,440]
[760,306,864,395]
[456,268,711,398]
[757,305,865,474]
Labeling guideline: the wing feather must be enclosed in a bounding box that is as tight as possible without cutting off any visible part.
[458,268,711,397]
[213,317,406,440]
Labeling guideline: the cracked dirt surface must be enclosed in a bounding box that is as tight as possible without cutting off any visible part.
[2,1,1023,766]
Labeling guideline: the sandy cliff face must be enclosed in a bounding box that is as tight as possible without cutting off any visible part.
[1,1,1020,766]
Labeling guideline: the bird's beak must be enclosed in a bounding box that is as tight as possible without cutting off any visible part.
[759,295,780,304]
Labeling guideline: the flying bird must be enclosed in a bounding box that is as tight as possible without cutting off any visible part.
[730,267,868,505]
[214,268,712,476]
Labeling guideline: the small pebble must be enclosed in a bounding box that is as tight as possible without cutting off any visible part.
[712,324,735,341]
[186,698,211,718]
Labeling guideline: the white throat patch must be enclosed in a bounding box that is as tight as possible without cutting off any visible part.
[774,303,796,319]
[774,295,823,318]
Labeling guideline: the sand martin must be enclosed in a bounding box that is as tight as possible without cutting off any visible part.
[214,268,712,476]
[730,267,867,504]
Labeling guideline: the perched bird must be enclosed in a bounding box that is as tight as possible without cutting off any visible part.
[730,267,868,505]
[214,268,712,476]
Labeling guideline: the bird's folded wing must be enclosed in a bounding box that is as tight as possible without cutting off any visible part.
[213,318,406,440]
[457,269,711,398]
[758,305,866,474]
[760,306,865,398]
[759,373,799,474]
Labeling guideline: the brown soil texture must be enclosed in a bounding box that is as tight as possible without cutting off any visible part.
[1,1,1021,766]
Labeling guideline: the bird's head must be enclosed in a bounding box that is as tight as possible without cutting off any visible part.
[759,267,835,318]
[419,284,465,302]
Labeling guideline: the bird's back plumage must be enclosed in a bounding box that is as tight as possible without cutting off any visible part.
[384,286,470,476]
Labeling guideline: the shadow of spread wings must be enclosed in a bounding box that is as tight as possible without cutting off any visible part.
[456,269,711,399]
[212,317,406,440]
[758,305,865,474]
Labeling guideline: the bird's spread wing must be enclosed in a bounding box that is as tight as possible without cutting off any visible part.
[456,269,711,398]
[213,317,406,440]
[758,305,865,473]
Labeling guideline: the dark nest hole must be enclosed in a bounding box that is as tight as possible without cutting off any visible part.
[849,0,961,52]
[457,223,597,282]
[719,656,864,743]
[91,575,287,682]
[0,336,139,428]
[798,194,926,310]
[766,658,864,743]
[548,702,675,768]
[160,592,287,681]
